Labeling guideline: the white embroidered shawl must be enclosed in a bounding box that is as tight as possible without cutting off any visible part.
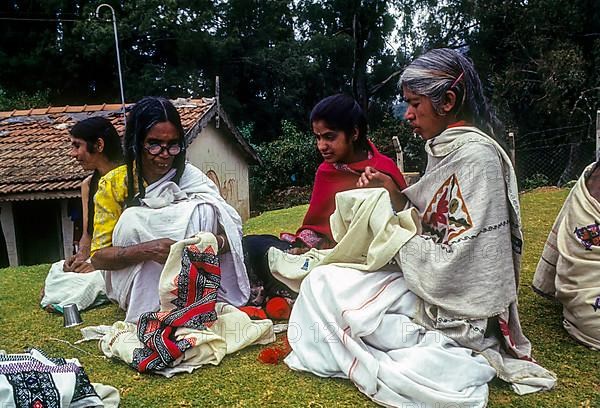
[399,126,522,320]
[533,162,600,349]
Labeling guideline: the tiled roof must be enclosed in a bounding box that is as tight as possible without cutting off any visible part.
[0,98,216,200]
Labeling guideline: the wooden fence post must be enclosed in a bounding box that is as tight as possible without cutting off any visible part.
[507,130,516,167]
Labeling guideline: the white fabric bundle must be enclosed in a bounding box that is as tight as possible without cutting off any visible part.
[41,260,107,312]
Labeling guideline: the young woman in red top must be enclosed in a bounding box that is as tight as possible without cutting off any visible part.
[244,94,407,308]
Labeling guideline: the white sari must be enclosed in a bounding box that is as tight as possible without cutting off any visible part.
[283,127,555,407]
[102,163,249,322]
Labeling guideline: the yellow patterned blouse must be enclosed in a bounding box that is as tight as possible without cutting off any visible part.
[90,165,142,255]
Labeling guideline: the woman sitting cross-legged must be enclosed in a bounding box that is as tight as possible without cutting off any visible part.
[282,49,556,407]
[242,93,406,315]
[90,96,249,323]
[41,117,124,312]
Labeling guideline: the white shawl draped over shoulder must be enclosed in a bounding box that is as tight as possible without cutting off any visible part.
[104,163,249,313]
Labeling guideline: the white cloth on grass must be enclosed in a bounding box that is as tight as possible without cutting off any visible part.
[41,260,108,312]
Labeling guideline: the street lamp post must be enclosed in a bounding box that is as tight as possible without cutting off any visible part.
[95,4,126,128]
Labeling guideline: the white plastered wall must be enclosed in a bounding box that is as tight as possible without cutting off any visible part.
[186,123,251,221]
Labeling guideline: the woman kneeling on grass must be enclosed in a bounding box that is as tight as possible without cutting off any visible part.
[283,48,556,407]
[242,93,406,317]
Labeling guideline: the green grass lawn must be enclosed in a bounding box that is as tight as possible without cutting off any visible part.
[1,189,599,407]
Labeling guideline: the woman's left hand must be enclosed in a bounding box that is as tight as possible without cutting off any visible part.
[357,166,391,189]
[357,166,407,211]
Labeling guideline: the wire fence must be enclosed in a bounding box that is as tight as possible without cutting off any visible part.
[510,123,596,189]
[514,140,595,189]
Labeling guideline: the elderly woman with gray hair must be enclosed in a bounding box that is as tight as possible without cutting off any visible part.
[280,48,556,407]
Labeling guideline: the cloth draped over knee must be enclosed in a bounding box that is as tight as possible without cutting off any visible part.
[41,260,108,312]
[275,127,555,404]
[96,233,274,375]
[533,162,600,349]
[101,163,250,319]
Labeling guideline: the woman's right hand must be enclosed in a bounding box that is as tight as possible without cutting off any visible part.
[144,238,177,264]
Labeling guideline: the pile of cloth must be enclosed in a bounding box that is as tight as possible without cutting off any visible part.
[0,348,119,407]
[83,233,274,376]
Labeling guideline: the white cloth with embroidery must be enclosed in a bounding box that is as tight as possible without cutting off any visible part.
[102,163,249,322]
[284,126,555,407]
[96,233,274,377]
[0,348,120,408]
[268,188,420,292]
[533,162,600,349]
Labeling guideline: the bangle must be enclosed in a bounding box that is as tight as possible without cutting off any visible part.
[216,235,225,251]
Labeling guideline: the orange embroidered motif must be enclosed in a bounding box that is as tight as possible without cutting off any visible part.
[422,174,473,244]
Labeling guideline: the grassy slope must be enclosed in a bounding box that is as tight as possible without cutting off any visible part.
[1,190,599,407]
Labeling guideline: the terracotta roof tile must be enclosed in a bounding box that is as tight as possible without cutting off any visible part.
[0,98,216,198]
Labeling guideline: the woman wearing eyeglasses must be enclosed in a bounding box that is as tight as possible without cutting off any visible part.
[90,96,249,323]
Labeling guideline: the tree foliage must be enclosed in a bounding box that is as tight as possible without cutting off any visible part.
[1,0,598,182]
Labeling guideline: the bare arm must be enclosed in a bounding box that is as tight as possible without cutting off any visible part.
[91,238,176,270]
[357,166,407,211]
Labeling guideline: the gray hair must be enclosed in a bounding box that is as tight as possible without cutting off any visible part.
[399,48,502,138]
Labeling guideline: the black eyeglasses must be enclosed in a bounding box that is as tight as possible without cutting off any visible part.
[143,143,182,156]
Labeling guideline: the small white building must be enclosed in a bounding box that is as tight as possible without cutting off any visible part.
[0,98,259,267]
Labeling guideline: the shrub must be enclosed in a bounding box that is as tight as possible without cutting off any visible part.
[522,173,550,190]
[249,120,320,206]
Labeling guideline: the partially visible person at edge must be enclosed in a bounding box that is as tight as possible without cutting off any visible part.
[243,93,407,306]
[41,117,124,313]
[532,160,600,349]
[283,48,556,406]
[90,96,248,323]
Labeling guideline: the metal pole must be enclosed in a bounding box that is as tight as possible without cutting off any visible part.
[96,4,126,128]
[596,110,600,162]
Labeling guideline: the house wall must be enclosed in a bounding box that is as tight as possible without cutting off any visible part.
[186,123,251,221]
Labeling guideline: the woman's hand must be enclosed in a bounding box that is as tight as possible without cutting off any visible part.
[144,238,177,264]
[357,166,407,211]
[287,246,310,255]
[64,252,92,273]
[356,166,390,189]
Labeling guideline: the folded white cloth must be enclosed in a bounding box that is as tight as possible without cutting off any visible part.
[41,260,108,312]
[0,348,120,408]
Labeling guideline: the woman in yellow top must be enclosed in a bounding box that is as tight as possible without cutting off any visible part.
[90,97,249,322]
[41,117,124,313]
[65,117,124,271]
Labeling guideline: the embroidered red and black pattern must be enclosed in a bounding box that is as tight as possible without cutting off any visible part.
[132,243,221,372]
